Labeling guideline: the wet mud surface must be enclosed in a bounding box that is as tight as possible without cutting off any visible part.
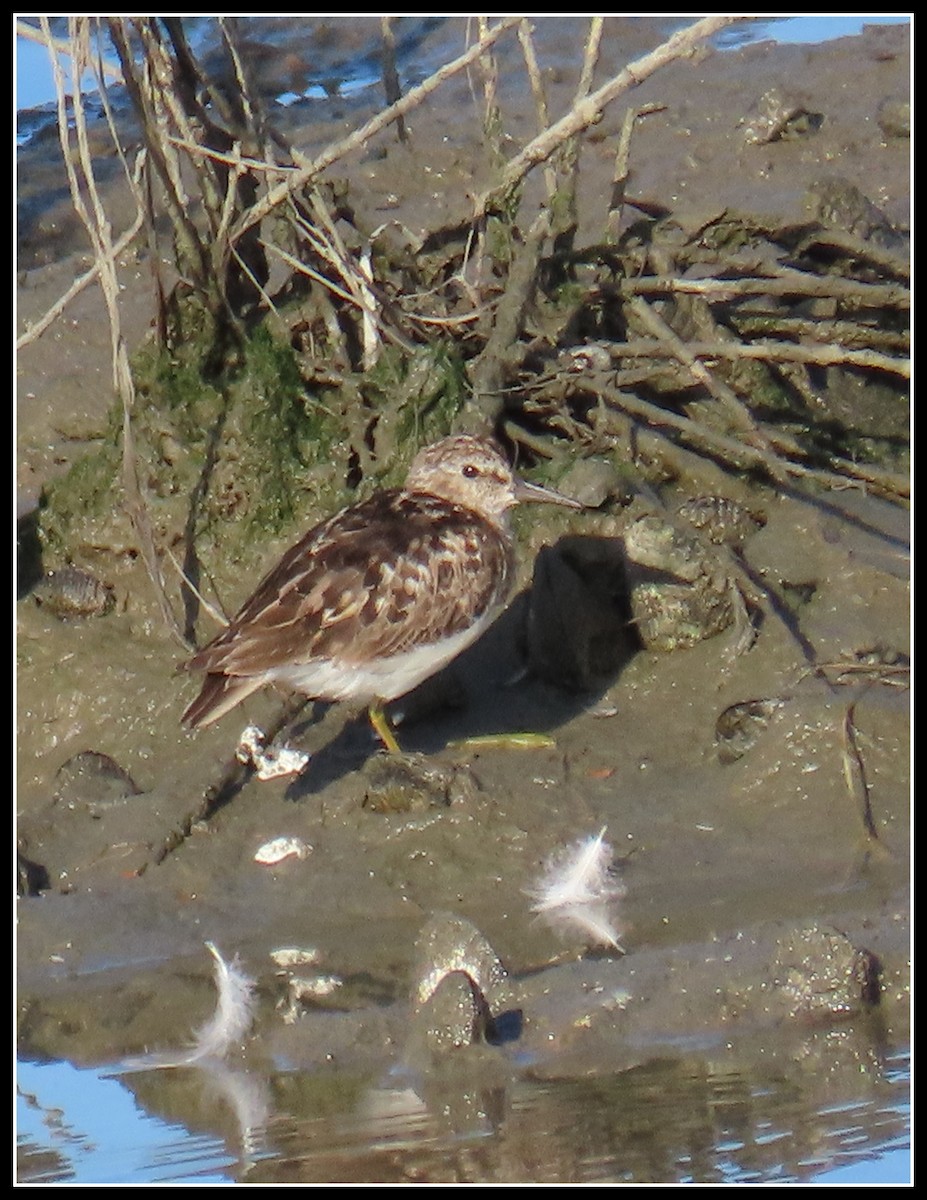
[16,17,909,1183]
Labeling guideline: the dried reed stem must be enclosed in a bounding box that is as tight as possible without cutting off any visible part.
[40,16,184,643]
[517,20,557,204]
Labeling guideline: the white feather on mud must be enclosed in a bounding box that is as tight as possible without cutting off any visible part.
[187,941,258,1062]
[526,827,625,950]
[119,942,257,1071]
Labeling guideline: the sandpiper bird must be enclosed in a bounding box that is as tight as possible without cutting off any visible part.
[182,435,581,751]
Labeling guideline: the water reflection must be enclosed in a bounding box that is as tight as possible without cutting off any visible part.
[17,1044,910,1185]
[16,1058,247,1185]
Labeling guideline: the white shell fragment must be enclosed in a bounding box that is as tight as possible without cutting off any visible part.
[236,724,310,780]
[253,836,312,866]
[292,973,342,998]
[270,946,321,968]
[279,973,344,1023]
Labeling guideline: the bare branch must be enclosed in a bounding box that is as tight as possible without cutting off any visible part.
[230,16,524,244]
[473,16,747,220]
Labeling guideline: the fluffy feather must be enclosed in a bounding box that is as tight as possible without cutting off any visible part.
[186,941,258,1063]
[527,827,625,950]
[118,942,257,1072]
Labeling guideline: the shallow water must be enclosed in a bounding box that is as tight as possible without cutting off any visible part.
[15,15,911,138]
[17,1045,911,1185]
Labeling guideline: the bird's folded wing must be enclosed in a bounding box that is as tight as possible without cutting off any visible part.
[185,497,511,678]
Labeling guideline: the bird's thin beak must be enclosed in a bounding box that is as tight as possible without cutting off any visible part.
[514,476,584,509]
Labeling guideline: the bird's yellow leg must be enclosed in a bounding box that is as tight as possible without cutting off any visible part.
[368,702,402,755]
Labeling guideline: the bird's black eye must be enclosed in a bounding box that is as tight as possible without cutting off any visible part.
[462,463,479,479]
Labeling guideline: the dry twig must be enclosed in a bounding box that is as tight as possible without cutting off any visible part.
[841,699,880,842]
[616,334,910,381]
[583,375,909,501]
[231,16,523,244]
[473,15,746,221]
[619,270,909,310]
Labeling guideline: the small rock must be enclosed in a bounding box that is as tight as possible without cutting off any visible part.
[254,835,312,865]
[623,516,735,651]
[361,755,478,813]
[771,926,881,1019]
[34,566,115,619]
[413,969,495,1053]
[412,913,511,1011]
[877,98,910,139]
[555,457,630,510]
[677,495,766,548]
[714,697,786,763]
[805,177,903,248]
[740,88,823,145]
[815,366,909,441]
[54,751,142,814]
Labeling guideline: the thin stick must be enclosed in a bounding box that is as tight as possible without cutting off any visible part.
[380,16,407,143]
[590,377,909,500]
[616,333,909,380]
[165,547,229,628]
[619,271,909,310]
[107,20,213,300]
[468,210,552,423]
[230,16,523,244]
[473,15,746,220]
[730,315,908,354]
[289,197,385,367]
[575,16,605,101]
[164,138,297,172]
[517,20,557,204]
[264,239,359,308]
[842,699,880,841]
[477,15,503,166]
[553,16,605,249]
[606,104,665,241]
[41,17,185,645]
[626,294,779,448]
[16,198,146,349]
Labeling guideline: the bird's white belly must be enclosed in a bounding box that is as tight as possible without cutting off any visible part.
[267,609,499,703]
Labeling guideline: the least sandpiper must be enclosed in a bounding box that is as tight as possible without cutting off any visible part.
[182,435,580,751]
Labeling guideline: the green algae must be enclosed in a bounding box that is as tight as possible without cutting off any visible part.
[37,305,467,611]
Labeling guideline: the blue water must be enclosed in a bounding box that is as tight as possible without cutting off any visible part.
[17,1051,911,1185]
[15,15,912,117]
[16,1058,241,1185]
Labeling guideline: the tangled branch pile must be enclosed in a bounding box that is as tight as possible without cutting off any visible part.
[19,15,909,641]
